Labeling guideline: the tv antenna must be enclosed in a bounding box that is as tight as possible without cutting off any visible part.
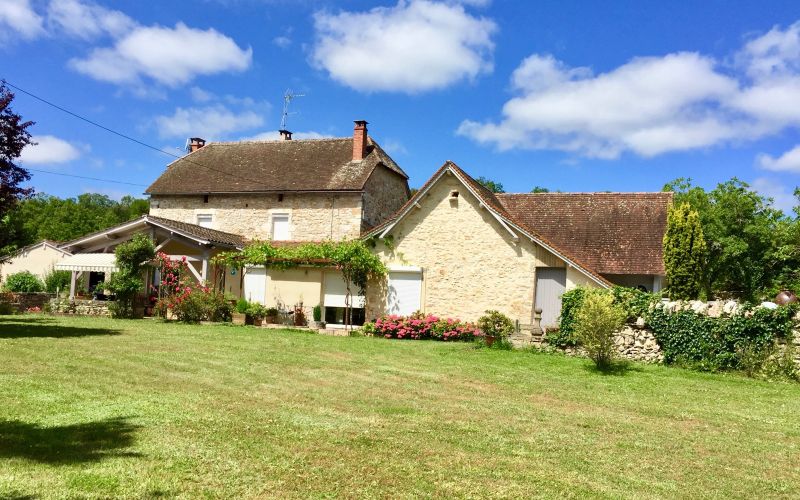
[280,89,305,131]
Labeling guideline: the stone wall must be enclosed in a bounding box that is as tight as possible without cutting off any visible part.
[0,292,51,313]
[149,192,363,241]
[361,165,409,230]
[50,298,111,316]
[366,174,575,323]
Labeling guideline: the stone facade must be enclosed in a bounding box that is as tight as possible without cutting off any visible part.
[366,174,597,323]
[149,192,364,241]
[361,165,410,230]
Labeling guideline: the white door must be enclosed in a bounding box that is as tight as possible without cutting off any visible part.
[387,272,422,316]
[243,267,267,304]
[535,267,567,328]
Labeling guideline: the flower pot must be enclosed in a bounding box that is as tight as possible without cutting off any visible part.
[265,315,278,324]
[253,317,264,327]
[232,312,247,325]
[775,290,798,306]
[484,335,498,347]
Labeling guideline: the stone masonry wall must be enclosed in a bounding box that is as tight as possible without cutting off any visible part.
[50,298,111,316]
[361,166,409,230]
[149,192,363,241]
[366,174,566,323]
[0,292,51,313]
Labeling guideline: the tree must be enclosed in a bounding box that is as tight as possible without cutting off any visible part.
[663,202,706,300]
[475,176,504,193]
[107,234,155,318]
[0,81,34,238]
[530,186,550,193]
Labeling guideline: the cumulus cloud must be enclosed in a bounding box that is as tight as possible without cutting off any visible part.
[311,0,496,93]
[458,20,800,160]
[757,145,800,172]
[0,0,44,40]
[47,0,135,39]
[154,105,264,139]
[19,135,82,165]
[240,130,331,141]
[70,22,252,88]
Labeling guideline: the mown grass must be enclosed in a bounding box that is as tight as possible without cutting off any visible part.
[1,314,799,499]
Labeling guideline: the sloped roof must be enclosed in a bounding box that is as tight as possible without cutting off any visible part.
[60,215,246,251]
[145,137,407,195]
[365,161,612,287]
[497,192,672,275]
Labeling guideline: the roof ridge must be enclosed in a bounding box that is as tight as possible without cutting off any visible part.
[206,137,349,146]
[498,191,672,196]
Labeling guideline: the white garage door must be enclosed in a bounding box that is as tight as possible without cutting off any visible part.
[535,267,566,328]
[243,267,266,305]
[387,271,422,316]
[323,271,365,308]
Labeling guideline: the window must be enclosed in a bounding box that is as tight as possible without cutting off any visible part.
[196,214,213,228]
[271,213,289,241]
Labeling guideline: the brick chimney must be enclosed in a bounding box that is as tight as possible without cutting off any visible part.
[279,129,292,141]
[189,137,206,152]
[352,120,368,161]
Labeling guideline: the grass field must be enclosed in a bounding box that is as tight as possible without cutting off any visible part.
[1,314,799,499]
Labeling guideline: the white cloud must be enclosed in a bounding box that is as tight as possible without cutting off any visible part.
[751,177,798,213]
[240,130,331,141]
[19,135,81,165]
[154,104,264,139]
[272,35,290,48]
[0,0,44,40]
[381,138,408,155]
[189,86,214,102]
[311,0,496,93]
[757,145,800,172]
[458,20,800,160]
[47,0,135,39]
[70,22,252,88]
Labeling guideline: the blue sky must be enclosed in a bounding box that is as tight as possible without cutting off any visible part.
[3,0,800,212]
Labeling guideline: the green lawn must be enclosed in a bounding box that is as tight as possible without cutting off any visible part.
[1,315,799,499]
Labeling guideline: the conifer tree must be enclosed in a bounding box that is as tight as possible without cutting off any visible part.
[663,202,706,300]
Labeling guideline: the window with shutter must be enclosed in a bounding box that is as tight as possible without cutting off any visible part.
[271,214,289,241]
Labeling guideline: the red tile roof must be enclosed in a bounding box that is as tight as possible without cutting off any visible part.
[497,192,672,275]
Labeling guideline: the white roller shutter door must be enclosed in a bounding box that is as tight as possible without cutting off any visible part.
[387,271,422,316]
[323,271,365,308]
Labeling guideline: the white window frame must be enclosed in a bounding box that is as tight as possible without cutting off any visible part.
[271,212,290,241]
[196,213,214,228]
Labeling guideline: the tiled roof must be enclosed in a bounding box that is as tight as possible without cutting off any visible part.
[145,216,246,248]
[145,137,407,195]
[496,192,672,275]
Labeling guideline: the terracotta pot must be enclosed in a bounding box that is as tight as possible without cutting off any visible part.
[253,317,264,327]
[265,315,278,324]
[775,290,798,306]
[232,312,246,325]
[484,335,497,347]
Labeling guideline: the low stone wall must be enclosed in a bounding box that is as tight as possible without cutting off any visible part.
[0,292,51,313]
[50,298,112,316]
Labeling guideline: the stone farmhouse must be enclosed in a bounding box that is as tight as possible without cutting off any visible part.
[5,119,670,328]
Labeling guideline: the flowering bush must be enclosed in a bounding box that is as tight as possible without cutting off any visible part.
[368,312,481,341]
[25,306,42,313]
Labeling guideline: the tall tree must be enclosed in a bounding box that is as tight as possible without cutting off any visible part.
[475,176,504,193]
[0,81,34,226]
[663,202,706,300]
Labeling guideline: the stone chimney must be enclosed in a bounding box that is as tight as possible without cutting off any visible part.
[279,129,293,141]
[189,137,206,152]
[352,120,368,161]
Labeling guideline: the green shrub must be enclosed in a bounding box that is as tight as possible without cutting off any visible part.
[43,269,72,294]
[235,298,249,314]
[0,301,15,315]
[201,290,233,322]
[551,287,585,347]
[172,290,206,323]
[107,234,155,318]
[246,303,267,319]
[313,304,322,322]
[574,289,626,368]
[3,271,45,293]
[477,310,514,338]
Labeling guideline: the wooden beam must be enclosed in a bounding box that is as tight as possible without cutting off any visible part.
[154,238,173,252]
[185,262,202,282]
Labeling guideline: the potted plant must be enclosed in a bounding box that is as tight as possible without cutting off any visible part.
[477,310,514,347]
[247,303,266,326]
[233,298,248,325]
[309,304,325,329]
[264,307,280,324]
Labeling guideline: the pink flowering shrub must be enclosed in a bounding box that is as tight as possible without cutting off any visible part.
[25,306,42,313]
[369,312,481,341]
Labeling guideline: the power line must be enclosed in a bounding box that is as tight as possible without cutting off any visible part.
[4,80,274,189]
[26,168,148,187]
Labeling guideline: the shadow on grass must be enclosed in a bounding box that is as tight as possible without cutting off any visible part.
[0,316,121,339]
[582,360,645,376]
[0,417,140,464]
